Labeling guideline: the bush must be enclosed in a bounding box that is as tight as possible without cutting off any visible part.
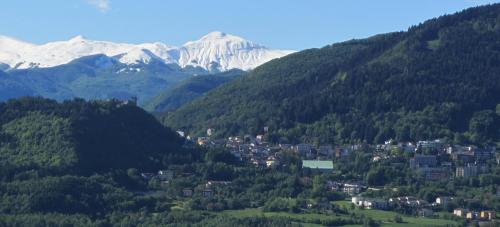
[394,215,404,223]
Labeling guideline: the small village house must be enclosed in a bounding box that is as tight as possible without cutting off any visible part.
[453,208,469,218]
[182,188,193,197]
[480,210,496,220]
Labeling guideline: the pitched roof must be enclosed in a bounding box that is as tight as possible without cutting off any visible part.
[302,160,333,169]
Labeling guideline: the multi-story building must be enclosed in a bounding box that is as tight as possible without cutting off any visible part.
[342,183,364,196]
[410,155,437,169]
[418,167,449,181]
[456,164,478,178]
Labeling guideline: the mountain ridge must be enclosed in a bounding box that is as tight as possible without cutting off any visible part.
[163,4,500,145]
[0,32,294,104]
[1,53,192,104]
[144,69,245,112]
[0,31,294,72]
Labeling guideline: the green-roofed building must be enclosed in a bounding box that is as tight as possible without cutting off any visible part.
[302,160,334,172]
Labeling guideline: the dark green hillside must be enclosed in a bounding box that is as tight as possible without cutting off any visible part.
[0,70,34,100]
[164,4,500,144]
[0,97,195,174]
[145,69,245,112]
[1,112,77,171]
[0,97,203,222]
[2,54,199,105]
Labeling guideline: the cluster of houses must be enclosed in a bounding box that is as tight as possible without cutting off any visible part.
[140,169,232,199]
[351,195,498,221]
[352,196,432,212]
[224,137,352,167]
[141,170,175,188]
[453,209,497,221]
[351,196,440,217]
[408,141,496,181]
[175,130,499,220]
[370,139,498,181]
[352,196,389,210]
[326,181,367,196]
[178,128,363,168]
[349,193,499,222]
[181,180,232,198]
[182,130,498,182]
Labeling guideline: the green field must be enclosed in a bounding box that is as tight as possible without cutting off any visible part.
[215,200,462,227]
[333,201,461,227]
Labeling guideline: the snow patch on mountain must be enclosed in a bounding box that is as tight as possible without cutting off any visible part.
[117,48,160,65]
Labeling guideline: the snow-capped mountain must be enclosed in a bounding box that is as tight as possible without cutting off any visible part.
[178,32,294,71]
[0,32,294,71]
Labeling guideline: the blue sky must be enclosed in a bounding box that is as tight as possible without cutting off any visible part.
[1,0,498,50]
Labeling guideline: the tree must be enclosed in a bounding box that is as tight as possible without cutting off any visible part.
[468,110,496,143]
[312,175,326,197]
[366,168,385,186]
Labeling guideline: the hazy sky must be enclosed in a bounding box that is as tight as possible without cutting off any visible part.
[1,0,498,50]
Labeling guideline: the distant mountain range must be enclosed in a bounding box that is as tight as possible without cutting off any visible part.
[0,32,294,104]
[0,31,294,72]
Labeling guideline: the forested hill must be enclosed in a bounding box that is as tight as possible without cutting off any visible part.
[164,4,500,145]
[144,69,245,112]
[0,97,195,174]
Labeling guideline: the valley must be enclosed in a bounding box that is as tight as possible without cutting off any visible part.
[0,2,499,227]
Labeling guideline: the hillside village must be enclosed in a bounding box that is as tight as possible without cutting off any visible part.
[161,128,500,223]
[1,2,500,226]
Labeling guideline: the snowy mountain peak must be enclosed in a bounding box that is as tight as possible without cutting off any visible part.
[117,48,161,65]
[179,32,294,71]
[0,35,36,47]
[193,31,253,45]
[202,31,227,39]
[69,35,88,42]
[0,32,295,71]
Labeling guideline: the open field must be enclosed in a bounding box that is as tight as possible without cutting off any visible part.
[333,200,461,227]
[215,200,462,227]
